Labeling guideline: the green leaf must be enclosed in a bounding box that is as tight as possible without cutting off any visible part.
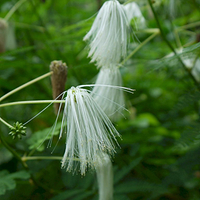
[0,170,30,196]
[72,191,94,200]
[50,189,84,200]
[132,113,160,128]
[182,43,200,54]
[115,180,168,197]
[27,122,61,151]
[114,157,142,184]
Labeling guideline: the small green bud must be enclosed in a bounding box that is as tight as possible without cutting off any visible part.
[9,122,26,139]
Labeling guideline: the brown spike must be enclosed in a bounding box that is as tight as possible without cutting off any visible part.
[50,60,67,114]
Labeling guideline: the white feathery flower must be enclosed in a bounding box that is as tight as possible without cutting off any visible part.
[83,0,129,68]
[123,2,146,28]
[92,67,125,121]
[59,86,121,175]
[95,153,113,200]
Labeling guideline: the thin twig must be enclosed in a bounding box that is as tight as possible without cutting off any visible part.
[0,72,53,102]
[120,31,159,66]
[148,0,200,90]
[0,100,65,108]
[0,117,13,129]
[4,0,27,21]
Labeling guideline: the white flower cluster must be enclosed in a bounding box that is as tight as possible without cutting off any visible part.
[84,0,132,121]
[59,86,121,175]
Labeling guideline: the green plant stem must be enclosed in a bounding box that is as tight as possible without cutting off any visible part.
[0,132,29,170]
[14,22,45,32]
[0,117,13,129]
[22,156,83,162]
[148,0,200,90]
[0,130,54,192]
[177,21,200,31]
[22,156,62,161]
[120,31,159,66]
[4,0,27,21]
[0,72,53,102]
[0,100,65,108]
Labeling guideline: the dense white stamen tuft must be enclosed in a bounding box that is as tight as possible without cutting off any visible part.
[84,0,129,68]
[60,86,120,175]
[92,67,125,121]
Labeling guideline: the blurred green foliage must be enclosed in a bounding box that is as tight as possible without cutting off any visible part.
[0,0,200,199]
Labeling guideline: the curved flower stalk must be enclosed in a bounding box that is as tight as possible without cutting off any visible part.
[59,86,121,175]
[91,67,125,121]
[95,153,113,200]
[83,0,129,68]
[123,2,146,29]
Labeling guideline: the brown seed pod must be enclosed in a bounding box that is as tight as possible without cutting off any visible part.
[50,60,67,114]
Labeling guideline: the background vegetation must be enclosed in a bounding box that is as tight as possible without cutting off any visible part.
[0,0,200,199]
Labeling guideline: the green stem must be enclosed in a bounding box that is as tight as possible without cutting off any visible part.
[0,132,28,170]
[135,28,159,34]
[0,72,53,102]
[0,100,65,108]
[22,156,62,161]
[177,21,200,31]
[120,31,159,66]
[0,129,55,192]
[22,156,83,162]
[14,22,45,32]
[4,0,27,21]
[0,117,13,129]
[148,0,200,90]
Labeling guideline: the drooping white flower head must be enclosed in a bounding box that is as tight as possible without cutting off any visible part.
[123,2,146,29]
[83,0,129,68]
[95,153,113,200]
[59,86,121,175]
[92,67,125,121]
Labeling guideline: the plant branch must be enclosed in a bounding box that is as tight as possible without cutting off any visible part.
[22,156,62,161]
[0,72,53,102]
[0,132,29,170]
[0,117,13,129]
[22,156,84,162]
[120,31,159,66]
[177,21,200,31]
[148,0,200,90]
[0,100,65,108]
[4,0,27,21]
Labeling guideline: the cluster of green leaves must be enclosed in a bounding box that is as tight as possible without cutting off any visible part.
[0,0,200,199]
